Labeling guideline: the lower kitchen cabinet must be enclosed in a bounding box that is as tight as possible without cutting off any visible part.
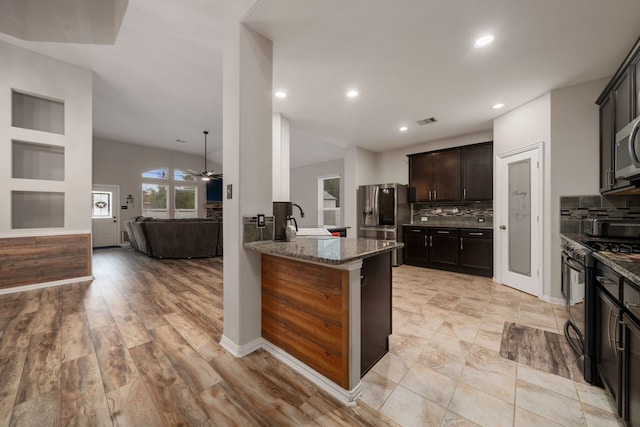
[361,251,392,377]
[624,314,640,425]
[596,285,622,414]
[459,229,493,274]
[403,227,428,264]
[402,226,493,277]
[428,228,459,267]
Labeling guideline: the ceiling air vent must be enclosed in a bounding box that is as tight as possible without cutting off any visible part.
[416,117,437,126]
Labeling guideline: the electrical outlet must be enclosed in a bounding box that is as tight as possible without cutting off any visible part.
[477,217,485,223]
[257,214,265,228]
[421,217,428,222]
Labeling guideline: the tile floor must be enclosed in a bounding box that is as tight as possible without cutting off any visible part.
[359,265,623,427]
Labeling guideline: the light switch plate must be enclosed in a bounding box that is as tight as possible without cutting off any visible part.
[257,214,265,228]
[226,184,232,199]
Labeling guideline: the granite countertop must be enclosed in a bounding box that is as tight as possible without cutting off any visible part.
[244,237,403,266]
[593,251,640,285]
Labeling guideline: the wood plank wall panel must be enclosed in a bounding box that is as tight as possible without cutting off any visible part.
[261,254,350,388]
[0,234,91,289]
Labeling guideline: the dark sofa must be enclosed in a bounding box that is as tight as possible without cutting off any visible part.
[126,217,223,258]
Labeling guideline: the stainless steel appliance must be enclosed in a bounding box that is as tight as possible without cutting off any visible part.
[357,183,410,266]
[615,116,640,180]
[562,218,640,384]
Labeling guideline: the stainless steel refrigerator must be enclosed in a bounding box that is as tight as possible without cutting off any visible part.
[357,183,410,266]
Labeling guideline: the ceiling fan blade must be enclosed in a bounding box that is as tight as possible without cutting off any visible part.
[186,168,200,175]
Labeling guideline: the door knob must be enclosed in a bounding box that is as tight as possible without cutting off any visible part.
[500,225,507,230]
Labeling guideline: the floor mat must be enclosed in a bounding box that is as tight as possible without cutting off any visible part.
[499,322,585,382]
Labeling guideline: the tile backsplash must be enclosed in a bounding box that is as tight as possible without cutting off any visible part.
[243,216,274,243]
[560,194,640,234]
[412,202,493,226]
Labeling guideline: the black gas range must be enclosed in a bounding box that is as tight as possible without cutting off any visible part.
[562,218,640,384]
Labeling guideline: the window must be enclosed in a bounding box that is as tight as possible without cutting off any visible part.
[91,191,112,218]
[142,168,168,179]
[142,183,169,218]
[174,186,197,219]
[318,175,340,226]
[174,169,197,182]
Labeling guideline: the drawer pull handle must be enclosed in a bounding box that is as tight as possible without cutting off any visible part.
[596,276,616,286]
[410,229,421,233]
[469,232,483,236]
[436,231,449,234]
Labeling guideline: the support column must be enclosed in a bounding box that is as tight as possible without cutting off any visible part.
[221,0,273,355]
[272,113,290,201]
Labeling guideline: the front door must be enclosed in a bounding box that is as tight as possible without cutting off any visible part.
[92,184,120,248]
[497,144,542,297]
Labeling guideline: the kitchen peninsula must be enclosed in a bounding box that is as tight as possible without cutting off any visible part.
[244,237,402,405]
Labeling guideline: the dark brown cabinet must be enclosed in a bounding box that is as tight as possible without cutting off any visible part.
[624,314,640,425]
[597,36,640,194]
[462,143,493,201]
[408,154,433,202]
[459,229,493,274]
[600,94,616,192]
[431,151,461,201]
[361,251,392,377]
[403,227,428,264]
[596,285,622,414]
[428,228,459,266]
[402,226,492,277]
[408,142,491,203]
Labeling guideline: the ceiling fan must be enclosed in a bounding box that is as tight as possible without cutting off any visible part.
[187,130,222,181]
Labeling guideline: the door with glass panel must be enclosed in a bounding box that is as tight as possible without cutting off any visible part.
[92,184,120,248]
[497,145,541,297]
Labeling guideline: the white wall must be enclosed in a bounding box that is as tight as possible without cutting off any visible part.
[344,146,377,236]
[93,137,219,233]
[0,40,92,237]
[493,78,605,301]
[548,78,607,298]
[375,131,493,185]
[494,93,551,298]
[290,158,344,227]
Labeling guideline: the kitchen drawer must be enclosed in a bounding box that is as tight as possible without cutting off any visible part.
[596,262,622,301]
[403,226,427,235]
[624,279,640,325]
[460,228,492,238]
[428,227,459,237]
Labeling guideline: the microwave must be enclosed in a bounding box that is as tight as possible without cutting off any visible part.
[615,116,640,180]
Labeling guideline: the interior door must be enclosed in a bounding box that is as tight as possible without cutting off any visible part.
[92,184,120,248]
[497,145,541,297]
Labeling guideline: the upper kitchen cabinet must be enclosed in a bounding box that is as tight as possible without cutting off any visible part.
[408,153,433,202]
[431,150,461,201]
[597,36,640,194]
[408,141,492,203]
[462,142,493,201]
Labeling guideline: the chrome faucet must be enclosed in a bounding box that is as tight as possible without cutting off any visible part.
[292,203,305,218]
[288,203,304,232]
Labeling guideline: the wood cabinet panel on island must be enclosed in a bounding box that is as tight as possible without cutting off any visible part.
[245,237,400,404]
[262,254,350,388]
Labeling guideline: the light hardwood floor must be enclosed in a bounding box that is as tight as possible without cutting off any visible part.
[0,248,394,427]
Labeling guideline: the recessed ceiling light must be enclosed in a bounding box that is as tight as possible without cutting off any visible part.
[474,35,495,48]
[176,139,186,144]
[346,89,359,98]
[274,90,287,98]
[492,103,505,110]
[399,126,408,132]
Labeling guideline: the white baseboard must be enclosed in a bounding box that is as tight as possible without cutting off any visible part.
[219,336,362,406]
[0,275,94,295]
[219,335,262,358]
